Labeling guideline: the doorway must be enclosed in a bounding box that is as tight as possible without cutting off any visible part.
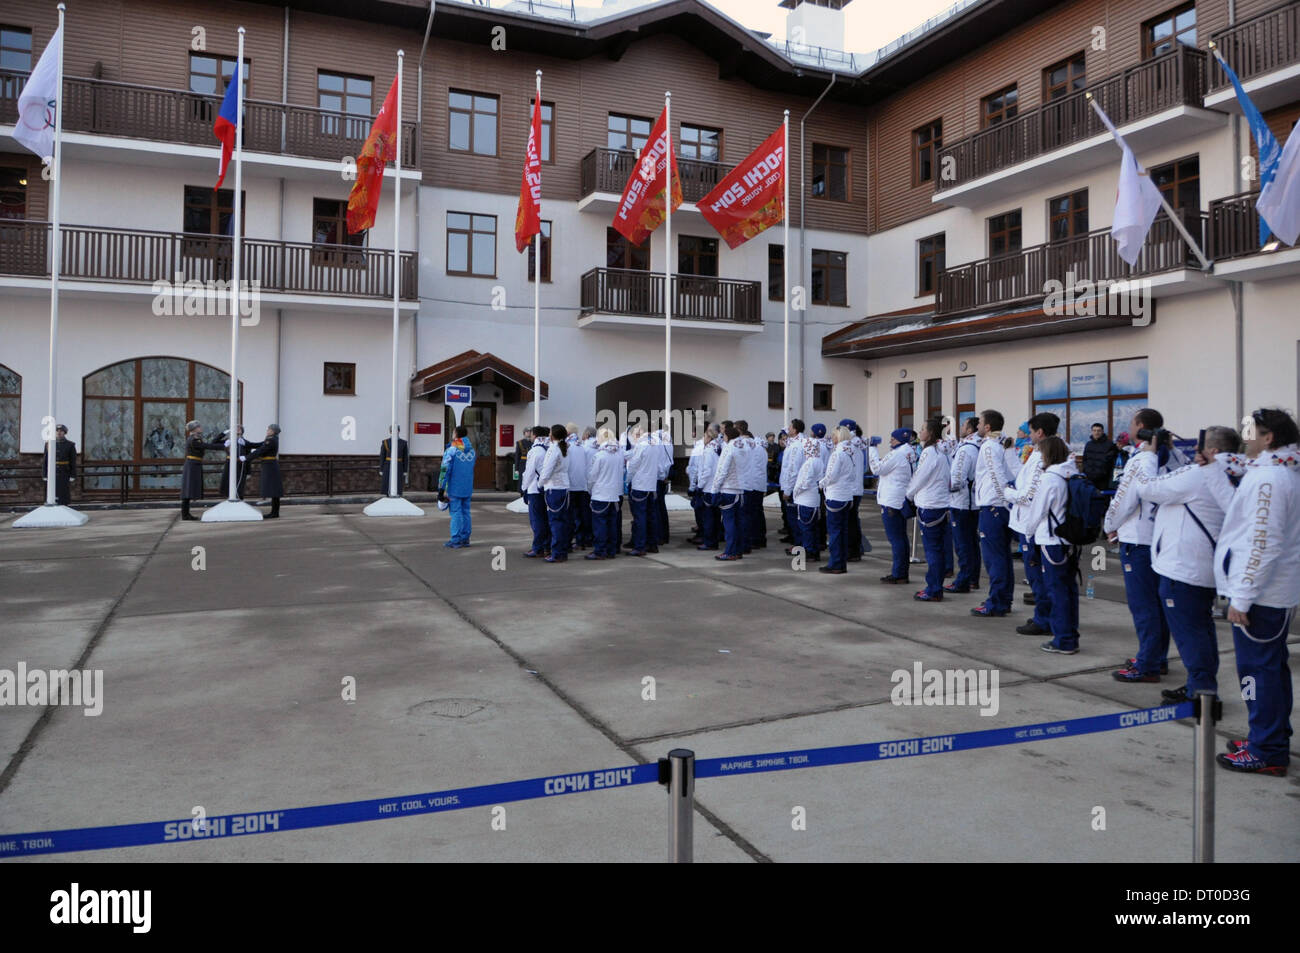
[445,401,497,489]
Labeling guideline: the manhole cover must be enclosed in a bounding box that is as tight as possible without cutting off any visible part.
[408,698,489,719]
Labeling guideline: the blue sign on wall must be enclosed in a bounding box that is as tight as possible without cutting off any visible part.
[446,385,471,404]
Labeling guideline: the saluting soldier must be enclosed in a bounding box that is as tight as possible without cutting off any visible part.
[180,421,225,520]
[247,424,284,519]
[379,426,409,496]
[42,424,77,505]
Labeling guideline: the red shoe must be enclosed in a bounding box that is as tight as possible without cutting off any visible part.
[1125,656,1170,675]
[1112,665,1160,683]
[1216,748,1287,776]
[913,590,942,602]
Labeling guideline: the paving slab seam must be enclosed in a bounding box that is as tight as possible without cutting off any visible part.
[114,591,445,621]
[340,517,773,863]
[0,513,178,798]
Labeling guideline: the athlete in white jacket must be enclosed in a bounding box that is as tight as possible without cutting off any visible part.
[907,421,952,600]
[1020,440,1080,654]
[947,421,982,593]
[870,429,916,583]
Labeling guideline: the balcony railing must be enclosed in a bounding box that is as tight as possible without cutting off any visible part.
[1209,1,1300,89]
[935,208,1207,315]
[579,267,761,324]
[936,46,1207,191]
[1208,190,1267,262]
[0,71,419,166]
[579,147,733,204]
[0,221,417,300]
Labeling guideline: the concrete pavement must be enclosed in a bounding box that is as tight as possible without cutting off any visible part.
[0,500,1295,862]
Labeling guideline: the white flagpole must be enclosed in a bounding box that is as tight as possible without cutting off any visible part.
[205,27,260,520]
[533,69,541,429]
[664,91,672,439]
[1086,93,1210,270]
[782,109,790,428]
[365,51,421,517]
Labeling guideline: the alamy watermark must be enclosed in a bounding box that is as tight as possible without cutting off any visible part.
[594,402,710,446]
[891,662,999,717]
[1043,271,1151,326]
[0,663,103,716]
[151,273,261,326]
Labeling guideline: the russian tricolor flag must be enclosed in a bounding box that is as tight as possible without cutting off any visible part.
[213,63,239,190]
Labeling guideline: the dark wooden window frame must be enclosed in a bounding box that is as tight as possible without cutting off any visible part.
[529,98,555,165]
[527,219,552,283]
[607,113,653,152]
[924,377,943,423]
[813,383,834,412]
[768,381,784,410]
[982,84,1019,128]
[1043,51,1086,102]
[1143,2,1197,61]
[446,211,497,278]
[448,89,499,157]
[810,248,848,306]
[679,123,723,162]
[912,119,943,186]
[811,143,850,202]
[918,232,945,296]
[678,234,719,277]
[897,381,914,431]
[987,209,1023,258]
[1047,189,1089,242]
[323,362,356,396]
[1150,154,1200,214]
[318,70,374,141]
[606,226,650,271]
[312,197,366,268]
[955,375,976,430]
[768,244,784,301]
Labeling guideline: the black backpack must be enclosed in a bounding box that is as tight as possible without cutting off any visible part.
[1048,472,1104,546]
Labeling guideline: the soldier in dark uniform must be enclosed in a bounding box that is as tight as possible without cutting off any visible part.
[378,426,409,496]
[180,420,225,520]
[218,426,253,500]
[42,424,77,505]
[247,424,284,518]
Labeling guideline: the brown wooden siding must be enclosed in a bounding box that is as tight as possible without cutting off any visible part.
[868,0,1236,233]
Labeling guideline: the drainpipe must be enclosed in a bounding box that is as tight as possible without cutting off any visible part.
[412,2,435,386]
[1229,0,1244,424]
[799,72,836,421]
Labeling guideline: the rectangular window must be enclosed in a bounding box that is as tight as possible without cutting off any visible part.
[924,378,943,423]
[811,249,847,306]
[446,212,496,277]
[324,362,356,396]
[988,210,1022,257]
[0,26,32,103]
[982,84,1019,128]
[607,113,652,152]
[1031,358,1149,448]
[527,220,552,282]
[955,375,976,430]
[1150,155,1199,213]
[897,382,914,432]
[768,381,784,410]
[607,227,650,271]
[679,124,722,162]
[813,383,833,412]
[0,166,26,220]
[1144,3,1196,60]
[811,144,849,201]
[918,233,945,295]
[1042,52,1086,102]
[913,120,942,185]
[188,53,249,124]
[529,99,554,164]
[312,198,365,266]
[449,90,499,156]
[318,71,373,140]
[182,185,242,243]
[1047,189,1089,242]
[678,235,718,277]
[768,244,784,301]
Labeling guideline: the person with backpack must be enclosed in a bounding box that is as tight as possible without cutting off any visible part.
[1105,408,1173,683]
[1139,426,1241,704]
[1022,436,1082,654]
[1005,412,1061,634]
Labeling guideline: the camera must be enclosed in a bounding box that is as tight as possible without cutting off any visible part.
[1136,426,1170,446]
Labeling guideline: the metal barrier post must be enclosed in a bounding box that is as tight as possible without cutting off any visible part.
[658,749,694,863]
[909,517,921,563]
[1193,690,1219,863]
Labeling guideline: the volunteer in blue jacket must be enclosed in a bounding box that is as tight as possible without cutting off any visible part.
[907,417,952,601]
[439,425,477,548]
[869,428,916,584]
[1215,409,1300,775]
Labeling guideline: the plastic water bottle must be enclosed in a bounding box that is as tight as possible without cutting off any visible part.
[1085,573,1096,599]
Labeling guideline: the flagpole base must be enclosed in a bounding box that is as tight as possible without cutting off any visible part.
[505,497,529,514]
[364,495,425,517]
[12,504,89,528]
[202,499,265,522]
[663,493,692,511]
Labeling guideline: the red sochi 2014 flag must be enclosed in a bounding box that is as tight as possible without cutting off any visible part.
[346,76,398,234]
[515,95,543,252]
[699,125,785,249]
[611,106,682,246]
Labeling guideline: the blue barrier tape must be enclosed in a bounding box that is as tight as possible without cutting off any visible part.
[0,702,1193,858]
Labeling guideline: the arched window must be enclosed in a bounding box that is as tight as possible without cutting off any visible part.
[0,364,19,492]
[82,358,241,494]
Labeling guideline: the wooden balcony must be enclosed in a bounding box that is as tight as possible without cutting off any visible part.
[1208,191,1264,262]
[0,220,417,300]
[1209,1,1300,90]
[0,71,419,166]
[579,146,733,205]
[936,47,1208,196]
[935,208,1207,316]
[579,267,761,327]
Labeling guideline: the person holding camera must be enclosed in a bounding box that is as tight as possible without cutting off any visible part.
[1105,408,1172,683]
[1214,408,1299,775]
[1137,425,1241,703]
